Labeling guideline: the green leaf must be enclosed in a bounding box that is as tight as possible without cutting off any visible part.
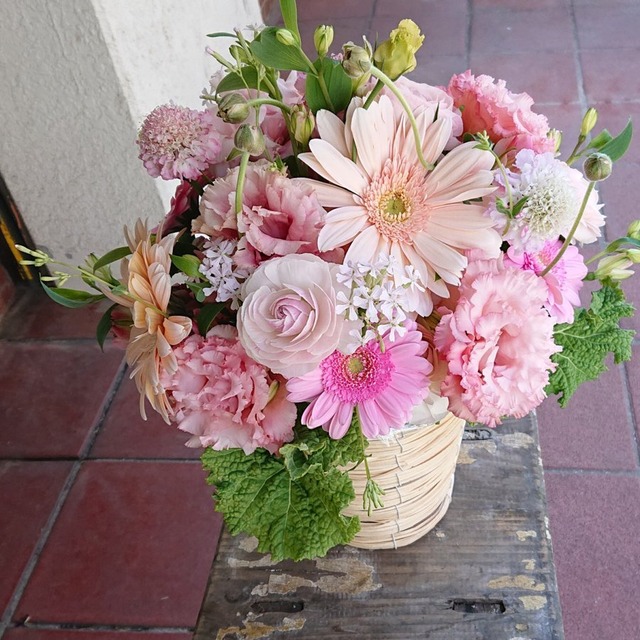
[216,66,261,94]
[187,281,208,303]
[202,444,360,562]
[92,246,131,272]
[250,27,311,72]
[588,129,612,150]
[546,284,635,407]
[196,302,225,336]
[96,303,118,351]
[171,254,202,279]
[305,58,352,114]
[206,31,237,38]
[598,119,633,162]
[279,0,301,41]
[40,281,105,309]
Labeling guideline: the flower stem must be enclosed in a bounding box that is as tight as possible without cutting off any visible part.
[369,66,433,170]
[540,181,595,277]
[247,98,292,115]
[235,152,250,219]
[363,79,384,109]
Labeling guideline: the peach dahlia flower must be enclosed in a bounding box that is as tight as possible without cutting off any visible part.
[298,95,501,315]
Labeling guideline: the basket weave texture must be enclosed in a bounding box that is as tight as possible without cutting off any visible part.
[343,412,465,550]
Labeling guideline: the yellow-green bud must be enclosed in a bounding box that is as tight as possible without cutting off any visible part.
[234,124,265,156]
[342,42,372,79]
[580,108,598,137]
[549,128,562,154]
[314,25,334,57]
[291,104,315,145]
[373,19,424,80]
[626,220,640,240]
[583,152,613,182]
[626,248,640,264]
[594,254,634,281]
[276,28,298,47]
[217,93,250,124]
[229,44,250,64]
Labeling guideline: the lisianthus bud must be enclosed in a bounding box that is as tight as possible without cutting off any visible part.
[583,152,613,182]
[217,93,249,124]
[229,44,250,64]
[373,19,424,80]
[234,124,265,156]
[276,28,298,46]
[594,254,634,281]
[627,220,640,240]
[291,104,315,145]
[580,108,598,137]
[626,248,640,264]
[549,128,562,154]
[314,25,334,57]
[342,42,372,79]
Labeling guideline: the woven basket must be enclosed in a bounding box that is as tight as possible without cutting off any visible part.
[343,412,465,550]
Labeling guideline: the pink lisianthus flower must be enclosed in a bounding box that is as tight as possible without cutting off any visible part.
[447,71,555,155]
[505,241,588,324]
[193,161,341,268]
[435,253,561,427]
[286,322,431,439]
[160,326,297,454]
[137,104,223,180]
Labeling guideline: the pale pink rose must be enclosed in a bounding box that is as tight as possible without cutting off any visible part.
[505,241,588,324]
[160,326,296,454]
[447,71,555,155]
[381,76,463,149]
[237,254,351,378]
[193,161,341,268]
[435,253,560,426]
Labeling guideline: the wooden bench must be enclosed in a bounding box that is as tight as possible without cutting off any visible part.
[194,413,564,639]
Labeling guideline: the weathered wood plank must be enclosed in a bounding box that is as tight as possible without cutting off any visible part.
[195,413,564,640]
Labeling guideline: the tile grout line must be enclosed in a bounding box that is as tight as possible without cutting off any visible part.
[0,358,128,635]
[465,0,472,70]
[8,621,194,634]
[621,361,640,467]
[544,467,640,477]
[567,0,588,113]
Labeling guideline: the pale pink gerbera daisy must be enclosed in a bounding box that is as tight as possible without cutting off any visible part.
[286,322,431,439]
[297,95,501,315]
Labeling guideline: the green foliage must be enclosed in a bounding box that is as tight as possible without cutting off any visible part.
[92,246,131,271]
[279,0,301,41]
[40,280,105,309]
[201,419,365,561]
[250,27,311,72]
[305,58,352,114]
[171,254,202,280]
[546,284,635,407]
[96,303,118,351]
[196,302,225,336]
[598,119,633,162]
[216,66,262,94]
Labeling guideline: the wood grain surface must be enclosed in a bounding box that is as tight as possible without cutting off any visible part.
[195,413,564,640]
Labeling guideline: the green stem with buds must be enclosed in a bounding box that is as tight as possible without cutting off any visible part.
[369,66,432,170]
[235,152,250,220]
[540,181,595,277]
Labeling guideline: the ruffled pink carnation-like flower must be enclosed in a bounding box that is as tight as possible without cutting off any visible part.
[193,161,341,268]
[287,322,431,439]
[435,253,560,427]
[237,254,352,378]
[137,104,223,180]
[447,71,555,155]
[505,241,588,324]
[160,326,296,454]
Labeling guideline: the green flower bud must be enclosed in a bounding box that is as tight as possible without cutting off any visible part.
[580,108,598,137]
[229,44,250,64]
[342,42,372,79]
[626,220,640,240]
[373,19,424,80]
[594,254,634,281]
[276,28,298,47]
[626,248,640,264]
[217,93,250,124]
[314,25,334,57]
[583,152,613,182]
[234,124,265,156]
[549,128,562,154]
[290,104,315,145]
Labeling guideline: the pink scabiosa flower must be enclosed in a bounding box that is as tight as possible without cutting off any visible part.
[160,326,297,454]
[435,253,561,427]
[505,241,588,324]
[487,149,604,250]
[447,70,555,155]
[297,95,501,316]
[286,322,431,439]
[137,104,223,180]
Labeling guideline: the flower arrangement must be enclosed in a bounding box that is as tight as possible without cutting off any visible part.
[19,0,639,561]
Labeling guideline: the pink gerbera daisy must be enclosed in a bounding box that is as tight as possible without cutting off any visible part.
[297,95,502,315]
[286,322,431,439]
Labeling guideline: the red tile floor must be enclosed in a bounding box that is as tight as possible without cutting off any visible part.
[1,0,640,638]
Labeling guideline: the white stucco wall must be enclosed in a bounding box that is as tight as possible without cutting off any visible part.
[0,0,262,266]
